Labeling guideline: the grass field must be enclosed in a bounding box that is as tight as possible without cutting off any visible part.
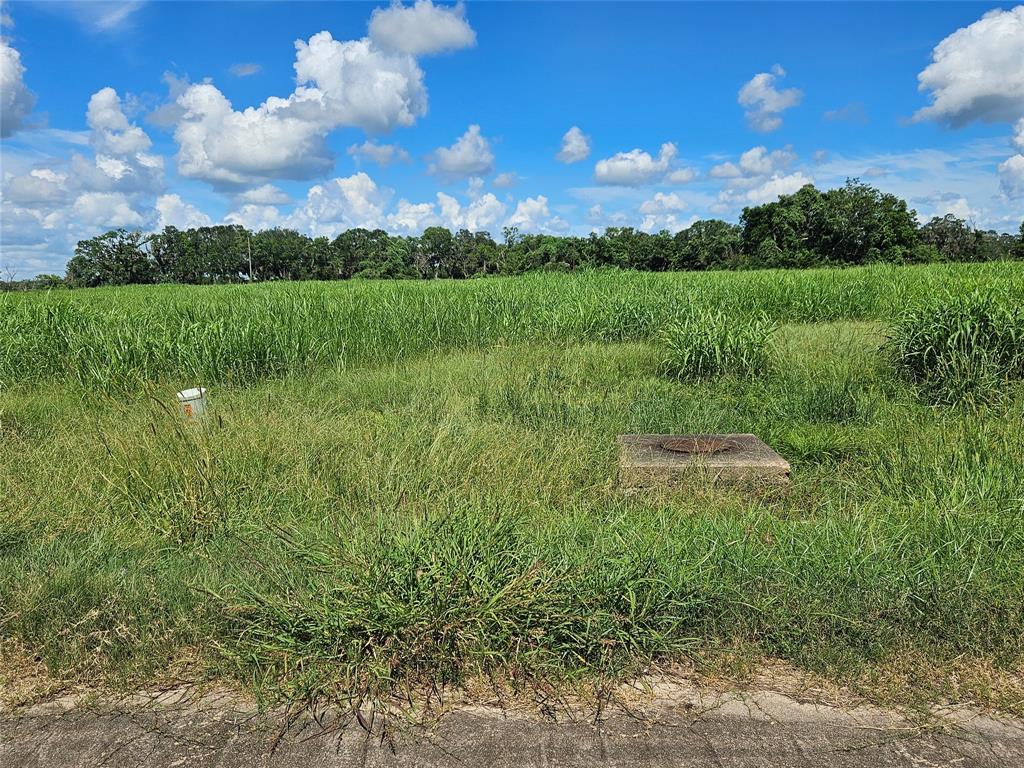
[2,263,1024,710]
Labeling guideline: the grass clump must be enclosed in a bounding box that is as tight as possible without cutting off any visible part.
[888,291,1024,405]
[660,309,775,381]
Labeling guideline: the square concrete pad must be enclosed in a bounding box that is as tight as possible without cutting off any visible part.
[618,433,790,489]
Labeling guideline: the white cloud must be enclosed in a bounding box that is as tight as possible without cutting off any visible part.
[292,32,427,132]
[999,154,1024,199]
[173,83,333,184]
[505,195,567,233]
[2,169,68,205]
[173,31,429,184]
[70,87,163,194]
[386,199,441,233]
[742,172,813,204]
[286,172,389,236]
[428,124,495,179]
[556,126,591,163]
[72,191,144,228]
[87,87,152,155]
[639,192,686,215]
[1014,118,1024,152]
[932,195,979,222]
[224,203,283,231]
[465,176,484,199]
[384,190,507,234]
[712,171,814,213]
[667,167,698,184]
[594,142,678,185]
[438,191,506,231]
[155,193,212,229]
[913,7,1024,126]
[641,213,697,234]
[0,38,35,137]
[709,162,742,179]
[368,0,476,56]
[493,171,520,188]
[236,184,290,205]
[347,139,411,166]
[738,64,802,132]
[738,145,796,176]
[710,145,796,181]
[229,62,262,77]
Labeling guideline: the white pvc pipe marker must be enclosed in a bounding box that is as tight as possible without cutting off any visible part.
[176,387,208,419]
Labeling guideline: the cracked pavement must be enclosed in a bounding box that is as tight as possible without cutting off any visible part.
[2,684,1023,767]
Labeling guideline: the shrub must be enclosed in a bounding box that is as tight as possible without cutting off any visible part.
[660,309,775,381]
[887,291,1024,405]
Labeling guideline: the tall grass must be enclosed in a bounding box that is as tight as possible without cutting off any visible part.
[3,262,1021,391]
[3,267,1024,708]
[659,310,775,380]
[888,290,1024,405]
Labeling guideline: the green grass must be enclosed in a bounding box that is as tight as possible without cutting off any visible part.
[2,263,1023,708]
[660,309,775,380]
[888,289,1024,406]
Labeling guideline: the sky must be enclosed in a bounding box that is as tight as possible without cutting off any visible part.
[1,0,1023,276]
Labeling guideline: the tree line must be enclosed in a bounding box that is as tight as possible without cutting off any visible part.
[4,180,1022,290]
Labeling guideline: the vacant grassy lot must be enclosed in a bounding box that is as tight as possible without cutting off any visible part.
[2,263,1023,709]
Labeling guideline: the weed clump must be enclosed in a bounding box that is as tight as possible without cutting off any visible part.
[888,291,1024,405]
[660,310,775,381]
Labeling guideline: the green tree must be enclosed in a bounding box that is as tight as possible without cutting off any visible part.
[672,220,742,270]
[66,230,155,287]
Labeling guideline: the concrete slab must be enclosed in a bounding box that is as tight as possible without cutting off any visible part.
[3,683,1022,767]
[618,433,790,489]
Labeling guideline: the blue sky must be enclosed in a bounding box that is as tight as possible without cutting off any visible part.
[1,1,1023,275]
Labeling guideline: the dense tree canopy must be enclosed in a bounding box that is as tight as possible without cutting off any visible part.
[2,181,1020,291]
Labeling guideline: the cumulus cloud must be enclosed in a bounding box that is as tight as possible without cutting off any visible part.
[931,195,979,222]
[383,190,506,234]
[236,184,290,205]
[2,169,68,205]
[428,124,495,179]
[638,192,686,215]
[999,154,1024,199]
[493,171,520,188]
[293,32,427,131]
[438,191,506,231]
[741,172,813,205]
[594,142,678,185]
[386,199,441,233]
[738,64,802,132]
[505,195,567,232]
[172,31,429,185]
[286,172,389,236]
[368,0,476,56]
[172,84,332,185]
[640,212,696,234]
[556,126,591,163]
[224,203,283,231]
[1014,118,1024,152]
[913,7,1024,126]
[347,139,411,166]
[710,146,796,180]
[87,87,152,155]
[1,38,36,137]
[667,167,698,184]
[229,62,261,77]
[156,193,212,229]
[72,191,145,228]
